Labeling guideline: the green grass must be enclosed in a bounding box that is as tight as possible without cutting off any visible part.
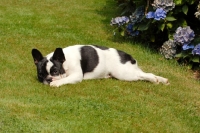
[0,0,200,132]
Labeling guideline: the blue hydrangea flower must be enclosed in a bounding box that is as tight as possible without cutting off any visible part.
[146,8,166,20]
[192,44,200,55]
[182,44,194,50]
[133,31,139,36]
[146,12,155,19]
[174,26,195,45]
[154,8,166,20]
[110,16,129,26]
[126,23,133,31]
[130,6,144,24]
[126,24,139,36]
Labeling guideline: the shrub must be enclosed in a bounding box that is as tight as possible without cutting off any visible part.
[111,0,200,72]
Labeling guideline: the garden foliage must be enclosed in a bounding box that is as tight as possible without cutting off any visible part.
[111,0,200,70]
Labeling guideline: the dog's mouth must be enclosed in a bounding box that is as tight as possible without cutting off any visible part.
[43,74,67,85]
[42,75,62,85]
[43,77,53,84]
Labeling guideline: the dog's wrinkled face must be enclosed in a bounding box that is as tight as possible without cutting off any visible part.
[32,48,66,84]
[36,58,50,84]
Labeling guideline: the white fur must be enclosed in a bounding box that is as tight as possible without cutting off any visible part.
[45,45,169,87]
[46,61,53,74]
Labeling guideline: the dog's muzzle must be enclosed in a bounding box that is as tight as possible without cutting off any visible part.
[43,77,53,84]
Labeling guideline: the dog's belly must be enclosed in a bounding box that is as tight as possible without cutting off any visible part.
[83,70,109,80]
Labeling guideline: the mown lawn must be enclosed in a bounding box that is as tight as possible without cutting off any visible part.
[0,0,200,132]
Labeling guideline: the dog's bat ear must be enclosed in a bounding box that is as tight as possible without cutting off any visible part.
[32,49,44,65]
[52,48,66,63]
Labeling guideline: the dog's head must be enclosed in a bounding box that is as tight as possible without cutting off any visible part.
[31,48,66,84]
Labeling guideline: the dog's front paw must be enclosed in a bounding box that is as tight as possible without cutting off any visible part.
[50,80,62,87]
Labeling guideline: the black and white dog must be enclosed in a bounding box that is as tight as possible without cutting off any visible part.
[32,45,169,87]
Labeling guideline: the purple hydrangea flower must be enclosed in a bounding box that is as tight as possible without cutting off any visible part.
[174,26,195,45]
[126,24,139,36]
[192,44,200,55]
[182,44,194,50]
[146,12,155,19]
[154,8,166,20]
[110,16,129,26]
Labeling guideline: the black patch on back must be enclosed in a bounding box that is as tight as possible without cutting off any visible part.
[80,46,99,74]
[93,45,109,50]
[117,50,136,64]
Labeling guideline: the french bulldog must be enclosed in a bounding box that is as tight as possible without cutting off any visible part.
[32,45,169,87]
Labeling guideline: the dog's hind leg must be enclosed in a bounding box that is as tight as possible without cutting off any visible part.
[138,71,169,84]
[111,64,169,84]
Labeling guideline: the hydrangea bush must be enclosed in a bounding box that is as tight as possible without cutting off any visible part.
[111,0,200,72]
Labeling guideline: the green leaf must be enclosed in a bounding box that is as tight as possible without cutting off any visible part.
[175,51,189,58]
[187,63,193,69]
[167,11,173,16]
[166,23,173,29]
[193,36,200,44]
[175,53,183,58]
[174,6,184,14]
[182,5,188,15]
[158,23,165,31]
[186,0,195,4]
[133,24,138,30]
[180,19,187,27]
[120,31,125,36]
[192,56,200,63]
[168,33,174,40]
[152,19,156,23]
[174,0,182,5]
[165,16,176,21]
[173,18,187,28]
[150,35,155,42]
[138,23,149,31]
